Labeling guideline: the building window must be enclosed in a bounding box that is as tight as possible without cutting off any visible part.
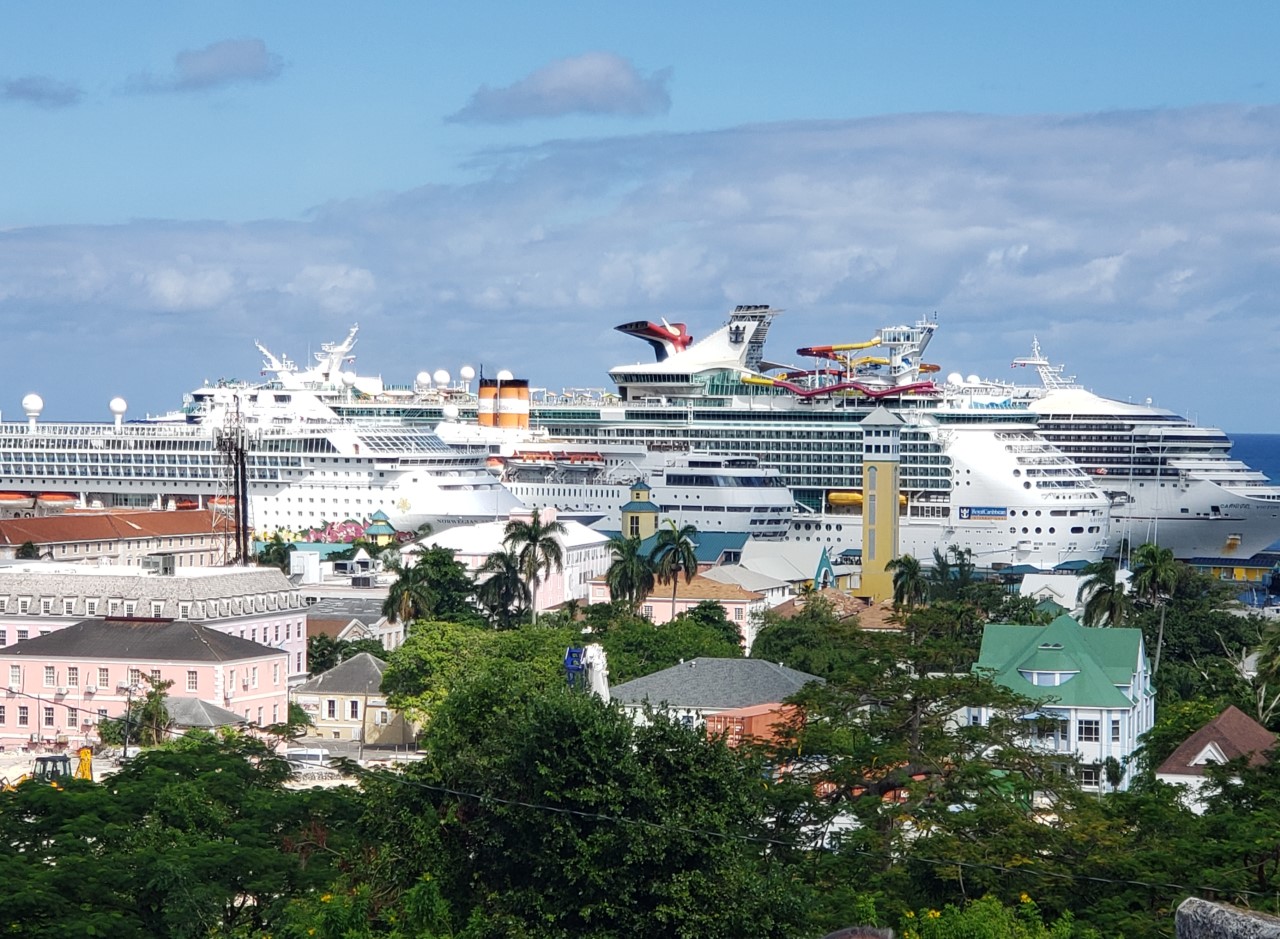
[1111,719,1121,743]
[349,700,360,720]
[179,603,191,619]
[187,670,198,692]
[1078,719,1101,743]
[68,707,77,726]
[18,706,29,727]
[326,699,336,719]
[151,602,164,618]
[108,599,121,615]
[128,668,141,687]
[16,629,28,642]
[251,666,258,689]
[0,705,5,724]
[734,607,744,621]
[272,704,279,723]
[8,665,20,687]
[257,707,263,725]
[272,664,280,685]
[67,667,78,688]
[150,669,161,685]
[642,605,653,618]
[43,707,54,727]
[86,599,98,616]
[97,667,109,687]
[124,601,136,616]
[1079,766,1101,788]
[43,666,55,687]
[62,600,74,616]
[379,710,389,725]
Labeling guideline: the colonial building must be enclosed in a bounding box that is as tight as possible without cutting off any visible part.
[0,618,288,752]
[972,613,1156,792]
[588,573,767,649]
[305,597,403,653]
[290,653,415,746]
[1156,705,1275,812]
[0,563,309,676]
[0,509,235,567]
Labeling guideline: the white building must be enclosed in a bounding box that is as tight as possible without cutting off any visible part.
[0,562,309,677]
[411,508,610,612]
[971,613,1155,792]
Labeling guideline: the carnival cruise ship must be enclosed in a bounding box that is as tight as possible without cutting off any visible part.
[0,383,521,537]
[1000,340,1280,559]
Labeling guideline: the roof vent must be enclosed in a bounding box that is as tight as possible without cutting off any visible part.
[1038,642,1064,650]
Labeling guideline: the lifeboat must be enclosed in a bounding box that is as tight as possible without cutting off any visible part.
[175,500,199,511]
[0,492,33,506]
[826,491,909,507]
[209,495,237,506]
[37,492,77,505]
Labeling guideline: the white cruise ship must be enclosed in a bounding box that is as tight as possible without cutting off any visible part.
[0,383,521,537]
[269,310,1111,567]
[1001,340,1280,559]
[432,420,796,538]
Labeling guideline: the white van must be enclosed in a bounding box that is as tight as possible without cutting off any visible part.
[283,747,331,767]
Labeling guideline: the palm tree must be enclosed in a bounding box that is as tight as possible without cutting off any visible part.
[475,548,530,630]
[650,521,698,620]
[605,534,655,614]
[503,509,567,623]
[1077,558,1131,627]
[381,553,435,625]
[1130,542,1179,674]
[885,553,929,609]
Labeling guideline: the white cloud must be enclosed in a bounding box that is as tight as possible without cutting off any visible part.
[448,52,671,123]
[128,39,284,94]
[1,75,83,108]
[3,105,1280,429]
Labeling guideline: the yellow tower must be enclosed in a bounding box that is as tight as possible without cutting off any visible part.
[859,407,903,603]
[620,480,661,540]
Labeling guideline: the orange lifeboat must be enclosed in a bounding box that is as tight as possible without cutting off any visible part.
[209,495,237,506]
[37,492,77,505]
[175,500,199,511]
[0,492,32,505]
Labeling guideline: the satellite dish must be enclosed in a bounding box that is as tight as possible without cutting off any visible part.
[21,393,43,416]
[496,369,514,382]
[459,365,476,381]
[416,371,432,386]
[433,369,450,387]
[442,403,459,420]
[966,374,980,385]
[341,371,357,387]
[946,372,964,385]
[109,397,127,416]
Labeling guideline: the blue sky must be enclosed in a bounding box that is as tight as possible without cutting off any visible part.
[2,2,1279,432]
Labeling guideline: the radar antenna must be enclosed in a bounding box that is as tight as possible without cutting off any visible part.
[215,396,253,565]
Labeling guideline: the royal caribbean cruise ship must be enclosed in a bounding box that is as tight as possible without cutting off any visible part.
[0,383,521,537]
[1001,340,1280,559]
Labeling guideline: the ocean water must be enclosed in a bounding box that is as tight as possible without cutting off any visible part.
[1230,433,1280,485]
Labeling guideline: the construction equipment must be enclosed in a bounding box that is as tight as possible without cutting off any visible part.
[1,747,92,790]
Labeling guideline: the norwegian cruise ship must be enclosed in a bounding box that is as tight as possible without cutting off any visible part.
[0,383,521,536]
[1002,340,1280,559]
[433,420,795,538]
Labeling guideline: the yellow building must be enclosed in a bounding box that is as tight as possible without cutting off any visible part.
[859,408,903,603]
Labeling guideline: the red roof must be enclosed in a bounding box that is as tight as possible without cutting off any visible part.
[1157,705,1276,777]
[0,509,234,546]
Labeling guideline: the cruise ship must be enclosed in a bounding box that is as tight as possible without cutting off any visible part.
[278,312,1111,567]
[433,420,796,538]
[0,383,521,537]
[1000,340,1280,559]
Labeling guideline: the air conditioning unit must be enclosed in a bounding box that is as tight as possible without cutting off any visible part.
[116,680,131,691]
[84,685,97,694]
[29,733,39,742]
[6,684,19,693]
[56,687,68,696]
[83,716,97,726]
[241,678,250,690]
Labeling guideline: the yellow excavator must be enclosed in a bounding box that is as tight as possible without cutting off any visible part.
[1,746,93,790]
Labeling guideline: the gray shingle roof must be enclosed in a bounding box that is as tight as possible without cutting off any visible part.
[306,597,386,623]
[610,657,824,710]
[166,696,247,728]
[0,618,281,662]
[293,652,387,694]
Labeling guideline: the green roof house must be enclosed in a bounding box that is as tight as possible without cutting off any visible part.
[973,613,1154,792]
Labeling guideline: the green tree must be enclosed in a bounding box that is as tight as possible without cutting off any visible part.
[605,533,656,614]
[1130,542,1179,673]
[382,546,480,626]
[367,677,805,938]
[677,599,742,648]
[751,594,866,682]
[474,547,530,629]
[0,736,359,938]
[885,552,929,609]
[306,634,387,674]
[15,540,40,560]
[256,532,294,571]
[596,610,743,683]
[1077,558,1131,627]
[503,509,567,623]
[650,520,698,616]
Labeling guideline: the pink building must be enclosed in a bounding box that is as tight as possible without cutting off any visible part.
[0,563,309,678]
[0,617,289,752]
[588,573,767,651]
